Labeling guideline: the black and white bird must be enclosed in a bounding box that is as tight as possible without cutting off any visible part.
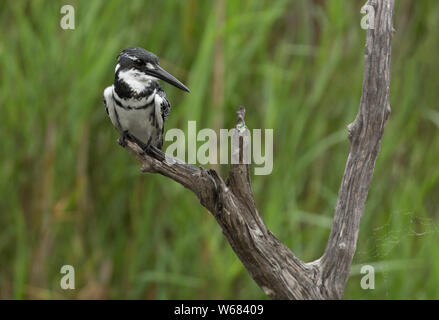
[103,47,189,150]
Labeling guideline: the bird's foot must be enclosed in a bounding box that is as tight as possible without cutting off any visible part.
[118,130,130,147]
[118,132,156,157]
[141,136,153,154]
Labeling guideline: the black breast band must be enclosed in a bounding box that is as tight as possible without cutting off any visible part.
[112,93,154,110]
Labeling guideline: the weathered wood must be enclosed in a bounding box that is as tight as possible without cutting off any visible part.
[320,0,394,299]
[120,0,394,299]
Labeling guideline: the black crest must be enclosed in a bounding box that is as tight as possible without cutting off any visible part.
[117,47,159,65]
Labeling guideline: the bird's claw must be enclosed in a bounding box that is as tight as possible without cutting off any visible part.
[141,136,153,154]
[118,132,154,156]
[118,130,130,147]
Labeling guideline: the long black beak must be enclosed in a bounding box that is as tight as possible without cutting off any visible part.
[146,64,190,93]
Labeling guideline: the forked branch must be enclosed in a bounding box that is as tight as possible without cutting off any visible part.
[120,0,394,299]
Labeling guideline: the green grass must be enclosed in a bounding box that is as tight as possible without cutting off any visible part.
[0,0,438,299]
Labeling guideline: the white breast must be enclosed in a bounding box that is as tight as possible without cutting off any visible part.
[117,107,156,144]
[104,86,162,145]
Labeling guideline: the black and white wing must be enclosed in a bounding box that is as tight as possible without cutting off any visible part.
[152,85,171,150]
[103,85,123,133]
[103,92,109,116]
[156,86,171,122]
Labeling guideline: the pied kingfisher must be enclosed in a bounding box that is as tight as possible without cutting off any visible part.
[103,47,189,150]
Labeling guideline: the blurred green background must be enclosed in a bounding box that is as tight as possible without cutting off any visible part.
[1,0,438,299]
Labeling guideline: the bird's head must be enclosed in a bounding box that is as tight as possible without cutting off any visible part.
[115,47,190,93]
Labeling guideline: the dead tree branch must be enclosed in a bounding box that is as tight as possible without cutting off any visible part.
[120,0,394,299]
[320,0,394,298]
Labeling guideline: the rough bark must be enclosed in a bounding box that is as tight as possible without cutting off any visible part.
[119,0,394,299]
[320,0,394,298]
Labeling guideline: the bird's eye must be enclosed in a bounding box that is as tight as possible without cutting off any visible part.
[134,59,144,66]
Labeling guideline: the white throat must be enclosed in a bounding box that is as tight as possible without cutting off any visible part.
[117,68,158,94]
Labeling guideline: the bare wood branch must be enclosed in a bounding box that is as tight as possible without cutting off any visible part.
[123,108,323,299]
[319,0,395,299]
[120,0,394,299]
